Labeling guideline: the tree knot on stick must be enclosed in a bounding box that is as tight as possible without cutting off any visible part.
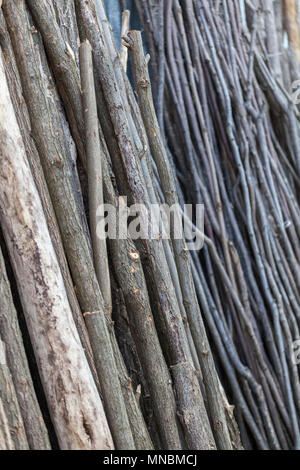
[213,420,223,431]
[128,250,140,262]
[138,78,150,89]
[83,309,102,318]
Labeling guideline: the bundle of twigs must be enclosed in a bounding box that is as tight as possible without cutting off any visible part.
[132,0,300,450]
[0,0,299,451]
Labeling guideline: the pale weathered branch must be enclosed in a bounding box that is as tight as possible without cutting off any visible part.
[0,52,113,449]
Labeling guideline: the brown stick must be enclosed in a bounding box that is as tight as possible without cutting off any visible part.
[79,39,112,316]
[101,144,182,449]
[25,0,86,167]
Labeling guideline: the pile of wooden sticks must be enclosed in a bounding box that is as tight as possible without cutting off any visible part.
[134,0,300,450]
[0,0,299,451]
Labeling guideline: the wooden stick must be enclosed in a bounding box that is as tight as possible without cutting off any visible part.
[101,144,182,449]
[120,10,130,72]
[0,339,28,449]
[79,39,112,316]
[25,0,86,167]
